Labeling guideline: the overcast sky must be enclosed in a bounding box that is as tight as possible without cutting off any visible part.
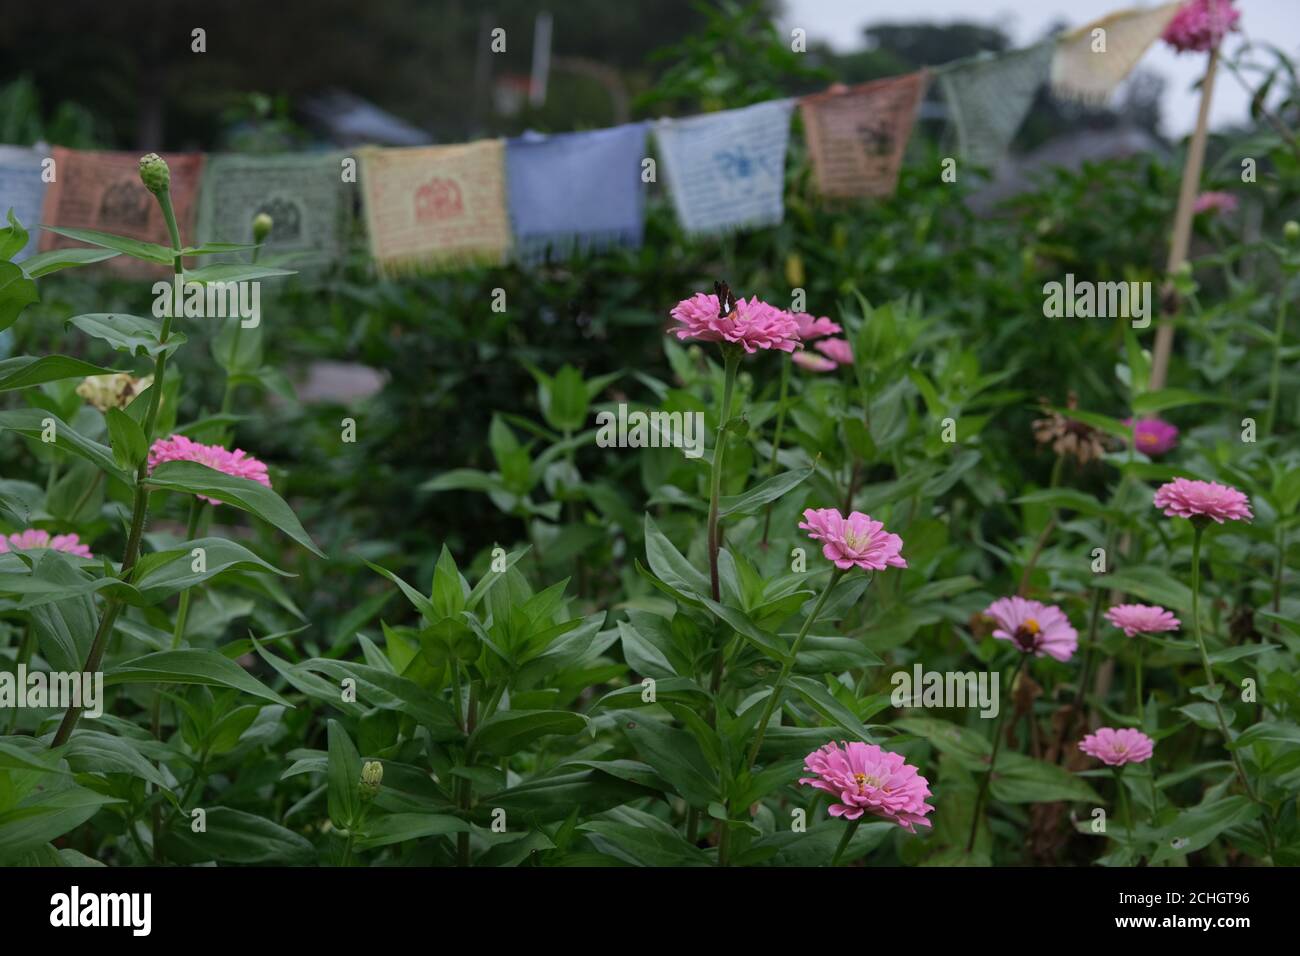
[778,0,1296,136]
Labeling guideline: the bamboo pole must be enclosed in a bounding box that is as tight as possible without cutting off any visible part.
[1149,48,1221,392]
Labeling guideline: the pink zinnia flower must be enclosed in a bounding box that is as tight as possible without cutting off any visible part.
[0,529,93,559]
[147,434,272,506]
[793,314,841,342]
[1192,191,1238,216]
[814,338,853,366]
[798,740,934,832]
[1105,603,1181,638]
[984,596,1078,662]
[792,351,838,373]
[799,508,907,571]
[1162,0,1240,54]
[1078,727,1154,767]
[668,292,800,353]
[1124,417,1178,456]
[1153,477,1252,524]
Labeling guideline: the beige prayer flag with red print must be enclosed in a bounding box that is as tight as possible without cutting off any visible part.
[800,72,928,200]
[1051,3,1182,104]
[38,148,204,277]
[360,141,512,276]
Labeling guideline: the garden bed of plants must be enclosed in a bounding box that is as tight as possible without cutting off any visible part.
[1,6,1298,875]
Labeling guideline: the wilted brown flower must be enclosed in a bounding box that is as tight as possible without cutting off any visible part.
[76,373,153,412]
[1033,392,1108,465]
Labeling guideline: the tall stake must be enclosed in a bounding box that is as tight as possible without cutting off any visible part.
[1149,48,1220,391]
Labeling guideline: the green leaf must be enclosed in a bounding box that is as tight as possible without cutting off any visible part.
[105,407,147,471]
[183,263,295,284]
[40,226,174,264]
[644,515,709,599]
[542,364,589,433]
[66,313,186,359]
[0,208,28,259]
[19,247,120,277]
[579,819,710,866]
[699,596,789,663]
[146,461,323,557]
[788,676,872,741]
[1013,488,1111,517]
[989,753,1100,803]
[61,731,169,787]
[364,560,437,620]
[617,712,718,806]
[1088,567,1192,614]
[0,355,119,392]
[1133,388,1226,415]
[0,408,131,483]
[468,710,588,757]
[419,468,504,494]
[431,545,466,619]
[131,537,293,603]
[1149,796,1261,864]
[719,464,815,518]
[103,649,291,706]
[298,658,461,738]
[356,813,468,850]
[180,241,259,256]
[0,261,39,333]
[160,807,315,864]
[327,719,362,830]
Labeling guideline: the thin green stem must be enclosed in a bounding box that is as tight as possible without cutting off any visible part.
[1113,767,1134,850]
[966,654,1026,853]
[6,624,32,734]
[1135,637,1145,723]
[760,359,791,547]
[1264,264,1288,435]
[744,568,845,771]
[50,187,184,749]
[169,498,206,650]
[1189,524,1276,862]
[830,817,861,867]
[706,349,741,604]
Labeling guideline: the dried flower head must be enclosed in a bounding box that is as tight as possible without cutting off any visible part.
[1033,393,1108,465]
[76,372,154,412]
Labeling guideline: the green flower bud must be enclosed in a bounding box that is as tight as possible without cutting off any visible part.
[359,760,383,800]
[138,153,170,195]
[252,212,273,244]
[1284,220,1299,243]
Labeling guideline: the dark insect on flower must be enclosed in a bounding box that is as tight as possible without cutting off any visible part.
[714,280,738,319]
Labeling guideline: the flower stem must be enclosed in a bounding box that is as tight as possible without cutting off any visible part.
[1113,767,1134,849]
[50,187,183,749]
[6,624,32,734]
[707,348,742,603]
[744,568,845,772]
[1189,524,1276,861]
[830,817,861,867]
[966,654,1025,853]
[1135,637,1145,723]
[760,359,791,547]
[1264,287,1287,436]
[169,497,206,650]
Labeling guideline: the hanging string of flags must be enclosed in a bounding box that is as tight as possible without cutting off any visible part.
[0,3,1181,277]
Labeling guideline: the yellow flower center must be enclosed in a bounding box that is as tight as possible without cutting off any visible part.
[853,772,883,791]
[1024,618,1040,635]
